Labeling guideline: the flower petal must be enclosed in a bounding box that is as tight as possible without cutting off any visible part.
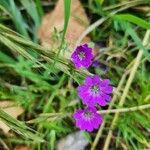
[73,107,103,132]
[71,44,94,69]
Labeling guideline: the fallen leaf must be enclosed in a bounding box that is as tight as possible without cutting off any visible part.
[14,145,31,150]
[0,100,15,108]
[0,101,24,133]
[38,0,90,58]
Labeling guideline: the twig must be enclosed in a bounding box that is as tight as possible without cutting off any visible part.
[98,103,150,114]
[103,30,150,150]
[103,0,144,11]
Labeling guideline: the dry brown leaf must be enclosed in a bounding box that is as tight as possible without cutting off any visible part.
[14,145,31,150]
[0,101,24,133]
[0,100,15,108]
[38,0,90,58]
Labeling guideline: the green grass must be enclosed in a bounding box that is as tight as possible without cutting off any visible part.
[0,0,150,149]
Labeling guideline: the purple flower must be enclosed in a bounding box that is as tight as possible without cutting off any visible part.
[77,75,113,106]
[73,106,103,132]
[71,44,94,69]
[92,60,100,67]
[92,61,107,73]
[101,66,107,73]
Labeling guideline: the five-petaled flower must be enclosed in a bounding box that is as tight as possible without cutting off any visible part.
[77,75,113,106]
[71,44,113,132]
[73,106,103,132]
[71,44,94,69]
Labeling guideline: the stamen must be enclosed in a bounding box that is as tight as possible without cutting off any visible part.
[78,51,85,60]
[91,85,100,95]
[84,111,93,118]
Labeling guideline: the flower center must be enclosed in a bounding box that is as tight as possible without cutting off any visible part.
[78,51,85,60]
[84,111,93,119]
[90,85,100,95]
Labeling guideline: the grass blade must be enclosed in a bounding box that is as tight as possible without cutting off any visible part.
[127,24,150,59]
[0,108,44,142]
[20,0,41,40]
[62,0,71,41]
[0,0,29,38]
[113,14,150,29]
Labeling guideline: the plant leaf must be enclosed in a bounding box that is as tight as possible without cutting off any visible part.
[113,14,150,29]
